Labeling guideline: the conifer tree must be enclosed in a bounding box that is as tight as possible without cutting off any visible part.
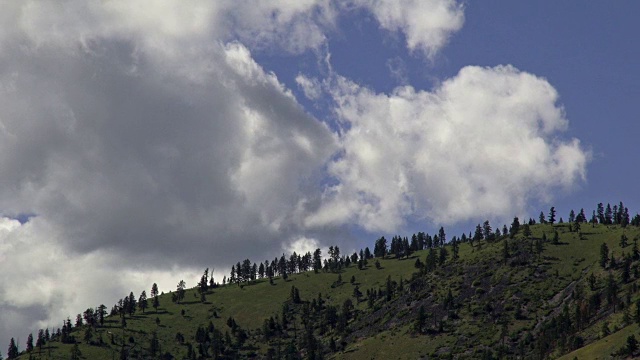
[600,243,610,268]
[138,291,148,313]
[177,280,186,303]
[7,338,18,359]
[151,283,160,313]
[26,333,33,352]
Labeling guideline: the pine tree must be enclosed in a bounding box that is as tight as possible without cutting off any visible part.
[597,203,605,224]
[510,217,520,238]
[70,343,81,360]
[128,291,137,316]
[548,207,556,225]
[7,338,18,359]
[151,283,160,313]
[26,333,33,352]
[138,291,148,313]
[600,243,610,268]
[620,234,629,248]
[177,280,186,303]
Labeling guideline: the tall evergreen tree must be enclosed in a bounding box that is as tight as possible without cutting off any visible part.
[26,333,33,353]
[138,291,148,313]
[597,203,605,224]
[128,291,137,316]
[177,280,186,304]
[600,243,610,268]
[438,227,446,246]
[605,203,613,224]
[7,338,18,359]
[510,217,520,238]
[313,248,322,273]
[548,207,556,225]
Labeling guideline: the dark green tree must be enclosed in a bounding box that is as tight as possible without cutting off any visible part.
[353,286,362,303]
[605,203,613,224]
[7,338,18,359]
[482,221,493,242]
[510,217,520,238]
[452,238,459,260]
[600,243,609,268]
[626,335,638,356]
[438,246,448,266]
[70,343,81,360]
[439,227,446,246]
[151,283,160,313]
[177,280,186,304]
[26,333,33,352]
[128,291,137,316]
[620,234,629,248]
[374,236,388,258]
[138,290,148,313]
[313,248,322,273]
[474,224,484,243]
[548,207,556,225]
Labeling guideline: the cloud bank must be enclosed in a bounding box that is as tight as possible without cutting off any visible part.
[0,0,588,344]
[305,65,588,230]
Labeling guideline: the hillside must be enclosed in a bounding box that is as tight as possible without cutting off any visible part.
[7,211,640,359]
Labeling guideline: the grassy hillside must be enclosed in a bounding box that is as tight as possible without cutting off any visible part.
[9,220,640,360]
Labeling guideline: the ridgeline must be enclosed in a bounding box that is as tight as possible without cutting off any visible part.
[7,203,640,359]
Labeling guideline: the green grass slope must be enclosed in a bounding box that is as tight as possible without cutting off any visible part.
[10,221,640,360]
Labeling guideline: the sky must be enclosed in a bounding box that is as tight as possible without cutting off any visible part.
[0,0,639,345]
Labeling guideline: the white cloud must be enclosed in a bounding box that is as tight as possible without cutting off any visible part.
[306,65,589,231]
[0,217,195,338]
[296,75,324,100]
[282,236,321,256]
[351,0,465,58]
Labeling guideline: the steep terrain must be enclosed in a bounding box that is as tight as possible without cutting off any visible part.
[8,217,640,359]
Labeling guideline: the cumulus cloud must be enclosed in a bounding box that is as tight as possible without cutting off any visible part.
[351,0,465,58]
[306,65,589,231]
[0,217,196,338]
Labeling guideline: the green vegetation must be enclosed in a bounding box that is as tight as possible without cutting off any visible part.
[7,203,640,359]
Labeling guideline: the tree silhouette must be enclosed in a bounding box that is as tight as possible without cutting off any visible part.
[151,283,160,313]
[177,280,186,304]
[138,291,148,313]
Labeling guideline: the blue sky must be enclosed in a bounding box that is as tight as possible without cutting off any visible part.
[0,0,638,344]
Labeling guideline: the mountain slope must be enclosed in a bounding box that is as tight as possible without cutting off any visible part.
[9,219,640,359]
